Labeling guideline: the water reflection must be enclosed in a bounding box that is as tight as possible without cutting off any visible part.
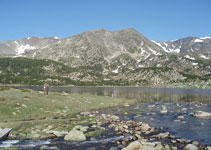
[14,86,211,104]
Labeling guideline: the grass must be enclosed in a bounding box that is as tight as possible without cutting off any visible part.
[85,128,105,137]
[0,88,138,140]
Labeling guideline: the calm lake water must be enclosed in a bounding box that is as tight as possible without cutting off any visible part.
[15,86,211,104]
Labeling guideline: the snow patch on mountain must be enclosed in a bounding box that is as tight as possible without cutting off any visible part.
[200,36,211,40]
[200,54,210,59]
[54,37,60,39]
[152,41,180,53]
[194,39,203,43]
[14,41,36,56]
[192,62,198,66]
[152,41,169,53]
[184,55,195,60]
[32,52,37,58]
[16,44,36,56]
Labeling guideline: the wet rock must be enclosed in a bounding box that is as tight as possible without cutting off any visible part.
[183,144,198,150]
[160,105,167,114]
[192,111,211,118]
[164,145,170,150]
[140,141,155,147]
[174,120,180,122]
[171,147,177,150]
[177,115,185,119]
[154,132,169,139]
[111,115,120,121]
[181,108,187,111]
[176,138,186,143]
[142,146,155,150]
[192,141,199,146]
[64,129,86,141]
[123,125,129,129]
[40,145,59,150]
[154,144,164,150]
[207,146,211,150]
[171,140,176,144]
[134,134,142,140]
[141,123,151,131]
[122,141,142,150]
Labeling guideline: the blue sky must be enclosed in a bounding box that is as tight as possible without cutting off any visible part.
[0,0,211,42]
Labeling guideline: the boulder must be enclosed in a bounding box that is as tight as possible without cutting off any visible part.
[160,105,167,114]
[64,129,86,141]
[141,141,155,147]
[50,130,68,137]
[122,141,142,150]
[154,132,169,139]
[183,144,198,150]
[142,146,155,150]
[154,144,164,150]
[192,111,211,118]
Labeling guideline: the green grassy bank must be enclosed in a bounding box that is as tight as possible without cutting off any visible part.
[0,88,137,140]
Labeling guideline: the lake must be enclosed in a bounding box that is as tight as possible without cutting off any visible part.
[15,86,211,104]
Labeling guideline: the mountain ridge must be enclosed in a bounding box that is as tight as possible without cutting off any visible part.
[0,28,210,87]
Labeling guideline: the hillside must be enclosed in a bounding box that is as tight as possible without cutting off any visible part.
[0,57,210,88]
[0,29,210,87]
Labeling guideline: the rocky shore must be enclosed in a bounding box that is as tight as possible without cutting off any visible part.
[15,110,210,150]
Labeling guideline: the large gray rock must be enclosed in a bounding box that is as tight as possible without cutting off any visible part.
[64,129,86,141]
[155,144,164,150]
[142,146,155,150]
[183,144,198,150]
[192,111,211,118]
[122,141,142,150]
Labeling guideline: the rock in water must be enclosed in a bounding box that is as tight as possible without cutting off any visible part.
[160,105,167,114]
[64,129,86,141]
[192,111,211,118]
[141,146,155,150]
[183,144,198,150]
[122,141,142,150]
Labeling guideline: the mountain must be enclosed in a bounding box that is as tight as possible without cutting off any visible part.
[23,28,164,67]
[153,36,211,54]
[0,36,59,57]
[0,29,210,87]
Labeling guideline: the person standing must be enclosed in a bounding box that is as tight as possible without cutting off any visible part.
[43,83,49,95]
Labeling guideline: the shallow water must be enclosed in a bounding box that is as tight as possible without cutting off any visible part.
[100,101,211,145]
